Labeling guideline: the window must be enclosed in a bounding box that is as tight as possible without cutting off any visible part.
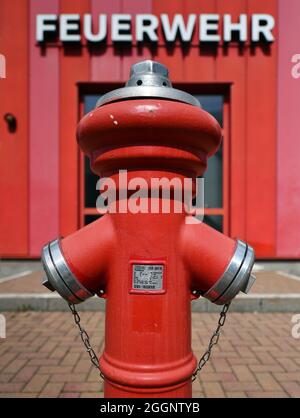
[80,91,228,233]
[195,95,225,232]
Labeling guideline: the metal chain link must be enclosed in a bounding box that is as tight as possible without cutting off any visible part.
[68,301,231,384]
[192,302,231,382]
[68,303,105,380]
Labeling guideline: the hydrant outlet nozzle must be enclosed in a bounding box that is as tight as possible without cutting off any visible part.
[41,239,94,305]
[203,239,255,305]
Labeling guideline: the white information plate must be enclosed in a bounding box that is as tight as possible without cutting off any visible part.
[132,264,164,291]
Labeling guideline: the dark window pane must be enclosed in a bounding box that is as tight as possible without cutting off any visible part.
[204,215,223,232]
[84,95,100,113]
[194,95,224,210]
[194,95,224,127]
[203,145,223,208]
[84,156,99,208]
[84,95,102,209]
[84,215,101,225]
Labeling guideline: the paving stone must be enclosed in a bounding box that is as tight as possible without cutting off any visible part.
[0,311,299,398]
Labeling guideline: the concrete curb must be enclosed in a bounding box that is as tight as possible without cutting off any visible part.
[0,293,299,312]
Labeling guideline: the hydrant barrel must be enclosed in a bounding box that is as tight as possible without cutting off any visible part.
[41,60,255,398]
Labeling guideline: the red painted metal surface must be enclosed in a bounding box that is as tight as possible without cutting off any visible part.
[58,98,240,397]
[59,0,90,237]
[120,0,152,81]
[0,0,29,257]
[277,0,300,257]
[246,0,277,257]
[90,0,122,82]
[29,0,60,256]
[0,0,29,256]
[222,99,230,235]
[152,0,185,81]
[183,0,216,82]
[215,0,277,256]
[215,0,247,242]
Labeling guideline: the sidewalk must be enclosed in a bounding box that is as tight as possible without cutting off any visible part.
[0,262,299,398]
[1,264,300,312]
[0,311,299,398]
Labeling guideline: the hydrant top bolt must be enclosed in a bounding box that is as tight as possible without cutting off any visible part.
[130,60,169,78]
[126,60,172,88]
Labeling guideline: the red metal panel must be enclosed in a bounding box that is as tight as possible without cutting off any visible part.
[0,0,29,256]
[215,0,247,241]
[246,0,277,257]
[91,0,122,81]
[120,0,152,82]
[59,0,90,238]
[222,99,230,236]
[29,0,60,256]
[277,0,300,257]
[152,0,184,81]
[182,0,217,82]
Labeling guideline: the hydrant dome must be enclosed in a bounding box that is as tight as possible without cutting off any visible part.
[76,99,222,177]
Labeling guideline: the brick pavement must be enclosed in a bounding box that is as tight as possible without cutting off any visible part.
[0,311,299,398]
[1,271,300,294]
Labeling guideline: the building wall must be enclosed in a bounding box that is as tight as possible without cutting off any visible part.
[277,0,300,257]
[0,0,299,259]
[0,0,29,256]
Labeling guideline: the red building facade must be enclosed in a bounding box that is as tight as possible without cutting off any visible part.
[0,0,299,259]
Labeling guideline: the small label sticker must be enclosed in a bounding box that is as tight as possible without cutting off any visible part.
[132,264,164,291]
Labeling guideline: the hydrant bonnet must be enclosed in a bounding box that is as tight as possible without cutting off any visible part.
[96,60,201,108]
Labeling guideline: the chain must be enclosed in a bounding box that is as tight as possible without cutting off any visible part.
[192,302,231,382]
[68,303,105,380]
[68,301,230,384]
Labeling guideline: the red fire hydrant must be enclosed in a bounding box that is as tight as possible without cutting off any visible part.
[42,61,255,398]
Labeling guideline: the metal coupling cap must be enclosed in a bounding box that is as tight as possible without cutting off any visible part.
[41,239,94,304]
[204,239,256,305]
[96,60,201,108]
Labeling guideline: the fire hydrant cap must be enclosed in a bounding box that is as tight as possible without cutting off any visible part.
[41,239,94,304]
[96,60,201,108]
[204,239,256,305]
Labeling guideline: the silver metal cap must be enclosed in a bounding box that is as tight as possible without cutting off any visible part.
[126,60,172,88]
[96,60,201,108]
[41,239,94,304]
[204,239,256,305]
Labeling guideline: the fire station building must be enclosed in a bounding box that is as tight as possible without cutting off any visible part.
[0,0,299,259]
